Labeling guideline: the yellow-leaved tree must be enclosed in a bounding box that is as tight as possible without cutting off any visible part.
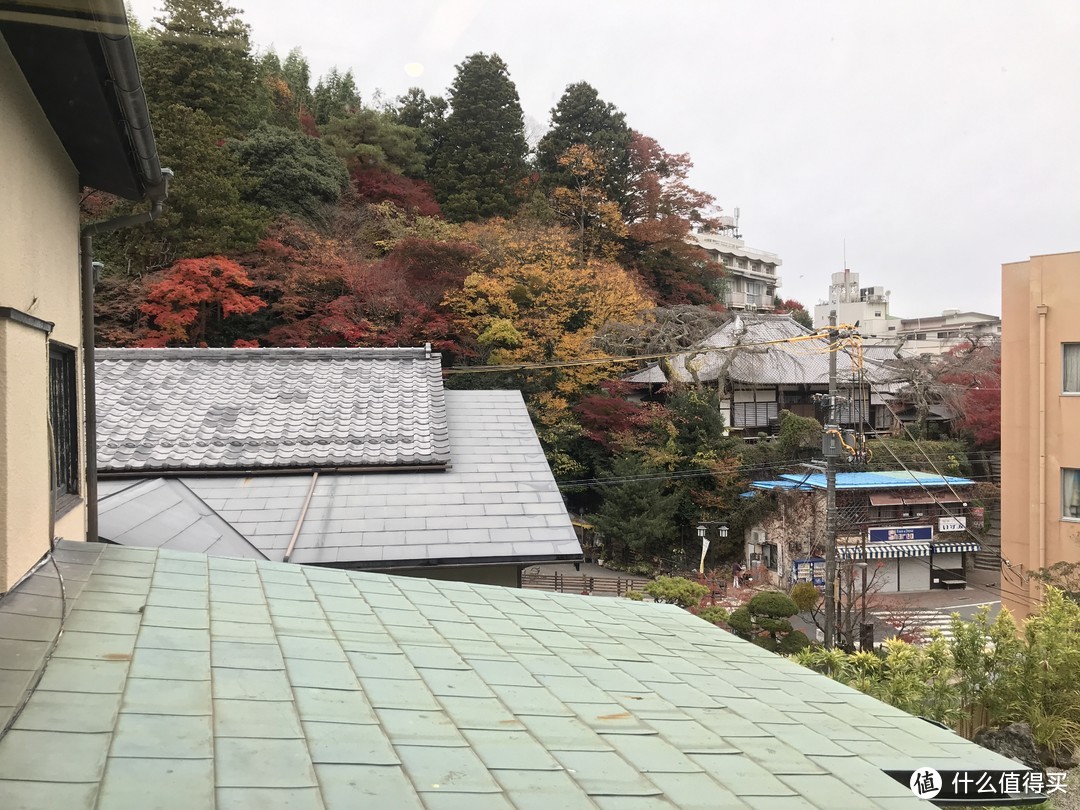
[446,218,653,474]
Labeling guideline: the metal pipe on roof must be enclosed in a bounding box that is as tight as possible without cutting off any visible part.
[283,472,319,563]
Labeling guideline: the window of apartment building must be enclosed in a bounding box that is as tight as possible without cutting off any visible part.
[1065,344,1080,393]
[1065,469,1080,520]
[737,258,748,269]
[49,343,79,510]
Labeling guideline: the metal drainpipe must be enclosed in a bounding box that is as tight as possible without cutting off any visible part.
[80,172,171,543]
[1037,297,1049,600]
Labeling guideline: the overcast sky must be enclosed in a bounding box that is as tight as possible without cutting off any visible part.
[132,0,1080,318]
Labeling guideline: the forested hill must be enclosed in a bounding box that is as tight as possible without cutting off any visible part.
[91,0,763,352]
[87,0,825,568]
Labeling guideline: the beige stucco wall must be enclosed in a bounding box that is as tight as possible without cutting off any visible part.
[1001,251,1080,619]
[0,36,86,590]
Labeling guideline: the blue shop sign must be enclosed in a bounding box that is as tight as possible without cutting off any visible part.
[869,525,933,543]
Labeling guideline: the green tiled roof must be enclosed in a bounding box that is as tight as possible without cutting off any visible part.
[0,542,1023,809]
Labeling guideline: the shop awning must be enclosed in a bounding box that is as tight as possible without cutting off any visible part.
[838,542,932,561]
[932,541,981,554]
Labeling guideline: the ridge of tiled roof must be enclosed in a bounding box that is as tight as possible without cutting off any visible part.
[96,347,450,473]
[0,542,1027,809]
[625,314,900,387]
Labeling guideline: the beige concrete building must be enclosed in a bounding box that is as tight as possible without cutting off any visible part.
[0,3,164,589]
[1001,251,1080,618]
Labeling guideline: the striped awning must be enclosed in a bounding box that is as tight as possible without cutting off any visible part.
[837,542,932,561]
[932,541,981,554]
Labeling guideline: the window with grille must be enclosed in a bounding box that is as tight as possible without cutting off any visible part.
[49,343,79,509]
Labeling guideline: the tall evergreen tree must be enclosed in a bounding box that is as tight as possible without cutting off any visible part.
[312,68,361,125]
[429,53,528,222]
[281,48,313,114]
[139,0,262,135]
[536,82,632,210]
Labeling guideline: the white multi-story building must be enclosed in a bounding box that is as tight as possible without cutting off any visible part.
[894,310,1001,355]
[689,228,781,311]
[813,269,899,336]
[813,269,1001,355]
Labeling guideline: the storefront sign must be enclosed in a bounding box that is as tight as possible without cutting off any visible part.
[938,516,967,532]
[970,507,985,530]
[868,525,933,543]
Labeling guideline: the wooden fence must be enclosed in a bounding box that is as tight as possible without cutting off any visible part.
[521,571,651,596]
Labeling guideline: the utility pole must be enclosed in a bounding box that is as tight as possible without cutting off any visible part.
[823,313,839,649]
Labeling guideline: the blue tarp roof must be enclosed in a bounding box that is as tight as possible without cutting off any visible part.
[750,470,974,492]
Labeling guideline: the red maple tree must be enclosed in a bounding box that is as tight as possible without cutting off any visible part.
[139,256,266,347]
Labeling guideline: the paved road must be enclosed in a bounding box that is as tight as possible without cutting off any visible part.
[872,600,1000,644]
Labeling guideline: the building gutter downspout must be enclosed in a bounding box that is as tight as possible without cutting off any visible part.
[80,179,169,543]
[78,1,169,543]
[1037,289,1049,598]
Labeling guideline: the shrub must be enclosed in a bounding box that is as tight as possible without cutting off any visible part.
[643,576,709,609]
[789,582,821,613]
[697,606,728,626]
[624,590,645,601]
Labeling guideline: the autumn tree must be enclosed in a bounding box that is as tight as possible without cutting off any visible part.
[775,298,814,329]
[429,53,529,221]
[536,82,632,209]
[140,256,266,346]
[938,344,1001,449]
[624,131,719,242]
[550,145,627,264]
[446,219,651,394]
[350,168,441,217]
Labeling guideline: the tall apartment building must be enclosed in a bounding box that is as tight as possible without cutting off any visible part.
[813,269,897,335]
[1001,250,1080,619]
[689,228,781,311]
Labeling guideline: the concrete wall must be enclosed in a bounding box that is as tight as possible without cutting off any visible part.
[1001,251,1080,619]
[0,37,85,590]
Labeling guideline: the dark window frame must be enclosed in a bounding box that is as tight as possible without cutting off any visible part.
[49,342,80,515]
[762,542,778,571]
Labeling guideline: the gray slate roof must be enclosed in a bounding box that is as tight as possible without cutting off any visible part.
[98,391,580,568]
[96,348,450,473]
[626,314,900,387]
[0,542,1026,809]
